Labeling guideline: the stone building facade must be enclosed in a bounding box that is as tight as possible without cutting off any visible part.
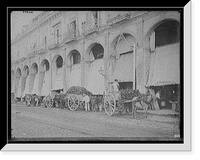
[11,11,180,109]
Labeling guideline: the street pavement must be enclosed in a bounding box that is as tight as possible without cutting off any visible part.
[11,103,181,141]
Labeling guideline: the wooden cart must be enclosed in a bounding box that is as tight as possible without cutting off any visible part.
[44,92,84,111]
[104,92,152,117]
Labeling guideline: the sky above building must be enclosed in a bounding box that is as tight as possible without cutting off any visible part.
[11,11,42,40]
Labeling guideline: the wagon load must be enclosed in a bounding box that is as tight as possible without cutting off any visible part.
[59,86,93,111]
[120,88,140,101]
[66,86,93,96]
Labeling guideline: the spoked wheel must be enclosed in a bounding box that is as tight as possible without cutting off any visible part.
[68,94,80,111]
[104,93,116,116]
[45,95,53,108]
[64,98,69,109]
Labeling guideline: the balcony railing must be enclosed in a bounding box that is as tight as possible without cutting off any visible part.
[82,19,99,36]
[27,49,36,58]
[47,37,62,50]
[62,30,77,44]
[36,43,47,54]
[107,12,132,25]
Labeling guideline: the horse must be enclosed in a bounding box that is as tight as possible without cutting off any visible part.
[131,94,153,119]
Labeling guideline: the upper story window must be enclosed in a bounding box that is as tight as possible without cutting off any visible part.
[69,20,76,35]
[155,20,180,47]
[53,22,61,44]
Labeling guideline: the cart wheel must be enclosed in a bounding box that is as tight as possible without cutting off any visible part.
[104,93,116,116]
[46,95,53,108]
[68,94,79,111]
[64,98,68,109]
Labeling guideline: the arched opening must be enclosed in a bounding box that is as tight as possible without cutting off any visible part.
[30,63,39,95]
[85,43,105,94]
[16,68,21,77]
[41,59,50,72]
[90,43,104,60]
[23,66,29,76]
[52,55,64,91]
[154,20,180,47]
[67,50,82,88]
[56,56,63,69]
[31,63,38,74]
[70,50,81,65]
[40,59,50,96]
[146,19,180,110]
[109,33,136,90]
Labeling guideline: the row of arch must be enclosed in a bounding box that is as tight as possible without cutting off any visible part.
[12,44,104,78]
[11,17,180,96]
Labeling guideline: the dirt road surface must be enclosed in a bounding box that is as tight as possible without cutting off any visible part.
[11,103,181,142]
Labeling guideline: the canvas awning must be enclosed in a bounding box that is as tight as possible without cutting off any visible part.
[146,43,180,87]
[22,75,30,96]
[16,77,22,98]
[41,71,50,96]
[69,64,81,88]
[31,73,39,95]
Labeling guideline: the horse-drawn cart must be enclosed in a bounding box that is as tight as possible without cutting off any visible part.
[43,91,67,108]
[103,91,152,117]
[43,87,90,111]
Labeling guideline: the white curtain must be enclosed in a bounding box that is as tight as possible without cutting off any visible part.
[69,64,81,87]
[22,75,30,96]
[16,77,22,98]
[146,43,180,86]
[52,68,63,90]
[41,71,50,96]
[31,73,39,95]
[86,59,104,94]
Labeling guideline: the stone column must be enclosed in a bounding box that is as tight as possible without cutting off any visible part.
[63,46,67,92]
[49,53,53,94]
[81,40,85,88]
[104,32,110,93]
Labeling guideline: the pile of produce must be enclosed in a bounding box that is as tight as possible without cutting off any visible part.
[66,86,93,96]
[120,88,141,101]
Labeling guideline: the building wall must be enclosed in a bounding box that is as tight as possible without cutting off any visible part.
[11,11,180,97]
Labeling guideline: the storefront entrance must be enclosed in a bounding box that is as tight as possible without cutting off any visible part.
[153,84,179,110]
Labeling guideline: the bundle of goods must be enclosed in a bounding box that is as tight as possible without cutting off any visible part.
[66,86,93,96]
[120,88,141,101]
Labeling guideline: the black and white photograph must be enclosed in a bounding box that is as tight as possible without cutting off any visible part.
[4,3,192,152]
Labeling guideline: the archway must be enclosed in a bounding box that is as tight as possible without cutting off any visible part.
[85,43,104,94]
[67,50,81,87]
[30,62,39,95]
[108,33,136,90]
[145,19,180,110]
[40,59,50,96]
[52,55,64,91]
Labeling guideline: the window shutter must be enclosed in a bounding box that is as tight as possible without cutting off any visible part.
[150,31,155,52]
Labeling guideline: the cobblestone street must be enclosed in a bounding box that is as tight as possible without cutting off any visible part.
[11,103,180,141]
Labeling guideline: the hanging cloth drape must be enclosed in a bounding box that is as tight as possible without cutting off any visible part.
[146,43,180,86]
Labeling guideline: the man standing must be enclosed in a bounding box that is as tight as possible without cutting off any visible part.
[83,94,90,111]
[111,79,120,101]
